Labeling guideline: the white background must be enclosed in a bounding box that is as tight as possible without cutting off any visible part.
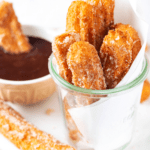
[0,0,150,150]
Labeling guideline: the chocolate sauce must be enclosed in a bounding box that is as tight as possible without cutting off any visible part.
[0,36,52,81]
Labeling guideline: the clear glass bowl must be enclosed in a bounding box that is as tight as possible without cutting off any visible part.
[49,54,149,150]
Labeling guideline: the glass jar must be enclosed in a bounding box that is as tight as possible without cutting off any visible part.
[49,54,149,150]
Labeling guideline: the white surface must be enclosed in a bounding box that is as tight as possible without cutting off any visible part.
[1,91,150,150]
[0,0,150,149]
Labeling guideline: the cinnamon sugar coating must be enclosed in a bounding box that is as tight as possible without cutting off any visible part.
[66,1,94,45]
[100,28,133,89]
[0,101,75,150]
[101,0,115,28]
[66,0,114,51]
[0,1,32,54]
[52,32,81,83]
[86,0,115,46]
[67,41,106,90]
[114,23,141,63]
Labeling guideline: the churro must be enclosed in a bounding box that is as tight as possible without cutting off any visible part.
[66,1,94,45]
[67,41,106,90]
[101,0,115,28]
[52,32,81,83]
[87,0,115,26]
[0,101,75,150]
[0,1,31,54]
[64,95,83,142]
[114,23,141,62]
[66,0,110,51]
[86,0,115,43]
[141,79,150,103]
[100,28,132,89]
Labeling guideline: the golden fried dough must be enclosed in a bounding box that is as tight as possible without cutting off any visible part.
[100,29,133,89]
[64,96,83,142]
[87,0,115,29]
[52,32,81,83]
[101,0,115,28]
[66,0,109,51]
[87,0,115,50]
[66,1,94,44]
[141,79,150,103]
[114,23,141,62]
[63,94,100,143]
[67,41,106,90]
[0,1,31,54]
[0,101,75,150]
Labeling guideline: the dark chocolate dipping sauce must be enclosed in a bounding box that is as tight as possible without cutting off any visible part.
[0,36,52,81]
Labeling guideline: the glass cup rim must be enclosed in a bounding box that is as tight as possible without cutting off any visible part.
[48,54,149,95]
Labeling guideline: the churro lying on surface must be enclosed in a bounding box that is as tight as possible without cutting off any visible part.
[141,79,150,103]
[67,41,106,90]
[100,27,133,89]
[52,32,81,83]
[0,1,32,54]
[0,101,75,150]
[66,0,114,51]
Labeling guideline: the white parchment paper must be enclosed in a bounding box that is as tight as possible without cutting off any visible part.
[68,0,149,149]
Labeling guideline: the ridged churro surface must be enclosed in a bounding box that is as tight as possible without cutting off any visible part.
[0,101,75,150]
[52,32,81,83]
[66,1,94,44]
[66,1,102,51]
[100,28,132,89]
[114,23,141,63]
[67,41,106,90]
[87,0,115,31]
[0,1,31,54]
[66,0,115,51]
